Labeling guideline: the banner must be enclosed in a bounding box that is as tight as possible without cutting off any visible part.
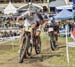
[72,0,75,6]
[72,0,75,19]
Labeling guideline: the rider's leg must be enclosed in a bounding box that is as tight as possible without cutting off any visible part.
[19,28,25,45]
[36,31,41,37]
[35,24,42,37]
[54,32,58,47]
[54,31,58,41]
[31,23,36,36]
[55,34,58,41]
[18,28,25,54]
[30,23,36,44]
[31,24,41,46]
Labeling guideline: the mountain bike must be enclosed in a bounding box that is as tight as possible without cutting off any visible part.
[48,27,57,51]
[18,27,41,63]
[18,27,32,63]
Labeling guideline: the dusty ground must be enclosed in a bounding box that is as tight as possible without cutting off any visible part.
[0,40,50,67]
[0,46,65,67]
[0,37,75,67]
[0,42,50,67]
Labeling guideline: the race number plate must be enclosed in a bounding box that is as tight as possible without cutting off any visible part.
[25,27,31,32]
[48,27,53,32]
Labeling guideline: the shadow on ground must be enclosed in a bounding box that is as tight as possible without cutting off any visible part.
[0,45,18,50]
[21,47,64,64]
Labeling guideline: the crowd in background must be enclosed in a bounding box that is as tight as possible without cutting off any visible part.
[0,16,21,38]
[0,13,75,38]
[59,20,74,32]
[0,30,20,38]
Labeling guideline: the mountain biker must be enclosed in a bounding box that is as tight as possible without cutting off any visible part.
[16,10,43,45]
[48,17,59,47]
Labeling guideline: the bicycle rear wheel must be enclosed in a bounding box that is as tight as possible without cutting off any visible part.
[50,40,56,51]
[35,37,41,54]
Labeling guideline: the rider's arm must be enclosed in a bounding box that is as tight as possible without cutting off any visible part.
[38,20,45,31]
[16,16,22,23]
[16,11,29,23]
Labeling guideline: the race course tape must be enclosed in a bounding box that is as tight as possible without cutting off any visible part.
[0,36,20,44]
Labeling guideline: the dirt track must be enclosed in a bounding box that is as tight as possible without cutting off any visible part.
[0,46,50,67]
[0,39,55,67]
[0,38,67,67]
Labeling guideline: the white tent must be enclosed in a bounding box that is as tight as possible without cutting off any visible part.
[4,2,17,14]
[30,3,43,10]
[18,2,43,12]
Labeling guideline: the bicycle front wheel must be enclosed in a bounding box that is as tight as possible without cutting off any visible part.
[18,34,29,63]
[27,43,32,56]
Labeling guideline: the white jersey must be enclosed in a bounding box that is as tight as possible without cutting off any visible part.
[21,11,40,27]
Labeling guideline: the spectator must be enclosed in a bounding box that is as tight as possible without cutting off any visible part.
[68,21,72,32]
[0,17,2,27]
[72,20,75,31]
[41,0,43,3]
[9,31,13,36]
[5,18,11,28]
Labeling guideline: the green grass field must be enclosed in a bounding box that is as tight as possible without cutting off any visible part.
[0,34,75,67]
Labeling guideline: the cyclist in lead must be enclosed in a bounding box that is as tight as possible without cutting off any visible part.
[16,10,43,47]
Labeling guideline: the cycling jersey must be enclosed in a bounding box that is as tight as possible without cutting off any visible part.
[21,11,40,27]
[48,21,59,32]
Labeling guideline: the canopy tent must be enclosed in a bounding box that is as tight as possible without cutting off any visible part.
[48,0,66,7]
[56,5,72,10]
[4,2,17,14]
[54,9,72,20]
[56,5,72,11]
[18,2,43,13]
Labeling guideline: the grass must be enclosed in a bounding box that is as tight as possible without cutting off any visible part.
[0,33,75,67]
[40,34,75,66]
[0,40,19,65]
